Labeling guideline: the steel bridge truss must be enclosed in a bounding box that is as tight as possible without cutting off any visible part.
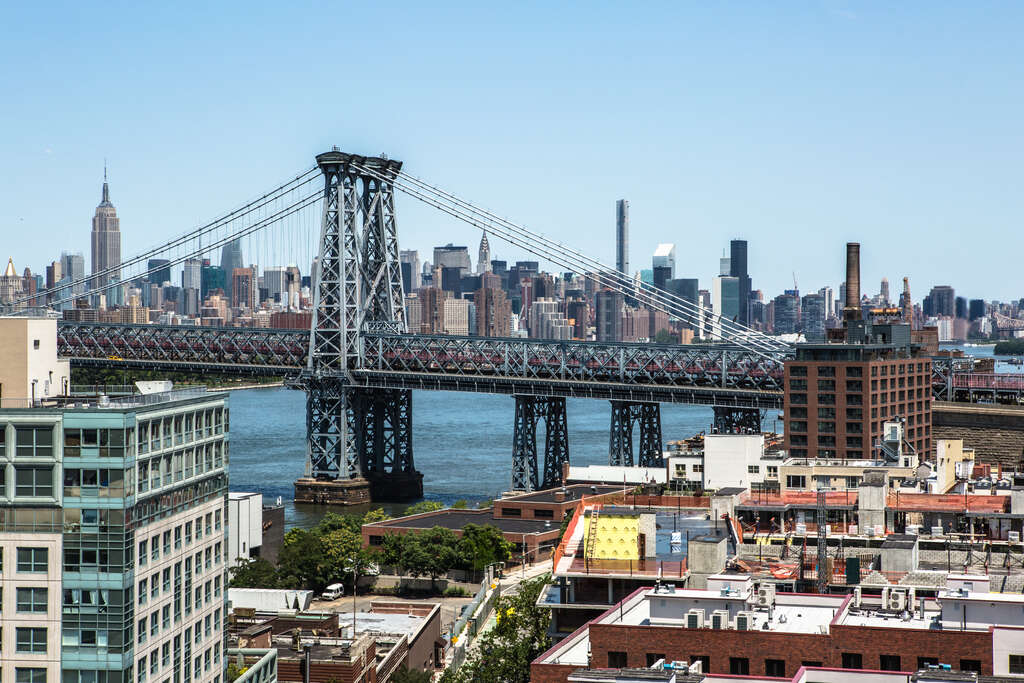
[609,401,663,468]
[511,395,570,492]
[712,406,764,434]
[57,322,307,373]
[362,333,787,395]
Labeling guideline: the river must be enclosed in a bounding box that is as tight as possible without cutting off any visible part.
[225,342,1020,528]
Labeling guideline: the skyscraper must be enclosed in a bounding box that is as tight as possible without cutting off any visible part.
[400,250,420,293]
[220,239,244,300]
[711,275,739,339]
[879,278,890,305]
[90,168,121,291]
[433,244,471,276]
[148,259,172,287]
[596,289,624,342]
[477,232,492,274]
[615,200,629,275]
[729,239,751,326]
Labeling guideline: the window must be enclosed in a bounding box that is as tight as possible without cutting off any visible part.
[790,393,807,405]
[767,466,778,478]
[879,655,901,671]
[150,614,158,637]
[151,535,160,561]
[17,547,48,572]
[138,657,148,682]
[139,539,148,566]
[162,605,171,629]
[842,653,863,669]
[730,658,750,675]
[690,656,710,672]
[16,587,48,612]
[692,464,703,473]
[534,508,554,519]
[138,617,147,644]
[802,661,823,668]
[646,653,667,667]
[960,660,981,673]
[185,522,193,545]
[162,642,170,666]
[163,531,171,555]
[139,578,148,605]
[16,627,48,653]
[818,379,835,391]
[163,568,171,593]
[16,669,47,683]
[786,475,806,489]
[15,467,54,497]
[501,507,521,517]
[765,659,786,677]
[15,427,53,458]
[607,652,628,668]
[748,465,760,474]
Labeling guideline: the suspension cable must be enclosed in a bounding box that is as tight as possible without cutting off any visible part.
[14,167,320,307]
[347,160,786,358]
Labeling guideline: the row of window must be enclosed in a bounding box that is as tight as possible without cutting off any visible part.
[0,546,51,573]
[63,428,131,458]
[137,408,227,456]
[137,641,222,682]
[139,605,221,646]
[137,444,225,494]
[138,511,222,567]
[607,653,981,675]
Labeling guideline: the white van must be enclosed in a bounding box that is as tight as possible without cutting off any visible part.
[321,583,344,600]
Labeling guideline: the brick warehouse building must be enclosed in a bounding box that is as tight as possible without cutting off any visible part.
[785,321,932,462]
[531,575,1024,683]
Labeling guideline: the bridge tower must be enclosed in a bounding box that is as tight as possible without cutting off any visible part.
[511,395,570,492]
[295,149,423,505]
[608,401,664,468]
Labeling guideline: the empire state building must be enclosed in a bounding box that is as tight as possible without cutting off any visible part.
[90,169,121,291]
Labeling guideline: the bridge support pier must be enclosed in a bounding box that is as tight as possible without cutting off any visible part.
[608,401,664,468]
[712,406,763,434]
[296,384,422,505]
[511,395,569,492]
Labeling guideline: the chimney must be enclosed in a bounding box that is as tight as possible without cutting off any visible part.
[844,242,861,322]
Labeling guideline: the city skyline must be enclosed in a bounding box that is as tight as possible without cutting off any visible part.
[3,4,1024,299]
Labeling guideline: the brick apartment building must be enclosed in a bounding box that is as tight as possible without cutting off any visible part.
[785,321,932,462]
[532,575,1024,683]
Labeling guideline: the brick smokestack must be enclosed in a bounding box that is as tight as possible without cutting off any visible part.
[844,242,861,322]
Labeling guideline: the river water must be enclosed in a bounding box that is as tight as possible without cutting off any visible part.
[225,342,1019,529]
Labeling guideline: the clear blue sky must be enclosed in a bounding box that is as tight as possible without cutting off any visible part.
[2,2,1022,302]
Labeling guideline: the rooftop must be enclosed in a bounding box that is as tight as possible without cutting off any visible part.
[503,484,622,504]
[369,508,557,535]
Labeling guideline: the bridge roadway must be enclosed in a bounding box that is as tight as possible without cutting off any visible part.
[57,321,786,408]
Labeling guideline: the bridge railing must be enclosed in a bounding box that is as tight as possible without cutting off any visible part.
[362,333,787,391]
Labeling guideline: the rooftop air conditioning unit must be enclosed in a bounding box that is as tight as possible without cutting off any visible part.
[735,611,756,631]
[686,609,705,629]
[796,523,808,534]
[888,589,907,612]
[1010,531,1021,543]
[711,609,731,630]
[906,524,919,536]
[853,587,863,608]
[931,526,944,537]
[757,584,776,607]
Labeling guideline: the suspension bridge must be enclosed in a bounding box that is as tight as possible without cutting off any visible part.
[11,149,1007,502]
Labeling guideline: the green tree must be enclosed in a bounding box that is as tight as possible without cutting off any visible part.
[458,524,512,571]
[403,500,445,516]
[314,511,362,535]
[228,557,279,588]
[276,529,329,591]
[400,526,461,586]
[439,575,552,683]
[362,507,392,524]
[379,533,407,568]
[452,499,469,509]
[391,667,432,683]
[321,526,364,583]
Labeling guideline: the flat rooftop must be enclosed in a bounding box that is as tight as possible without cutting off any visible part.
[371,509,556,535]
[503,484,622,504]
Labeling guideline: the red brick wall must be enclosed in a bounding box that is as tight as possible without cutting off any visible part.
[530,662,582,683]
[589,623,829,675]
[576,622,993,678]
[830,624,992,675]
